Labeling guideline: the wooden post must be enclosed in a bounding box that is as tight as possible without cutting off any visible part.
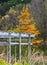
[15,45,16,62]
[8,33,11,64]
[7,45,9,63]
[19,33,21,63]
[28,34,31,64]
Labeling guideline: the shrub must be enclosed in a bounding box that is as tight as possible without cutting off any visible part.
[0,59,11,65]
[14,62,20,65]
[7,63,11,65]
[22,60,29,65]
[0,59,6,65]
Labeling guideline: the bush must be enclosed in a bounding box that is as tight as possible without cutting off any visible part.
[0,59,11,65]
[14,62,20,65]
[22,60,29,65]
[7,63,11,65]
[0,59,6,65]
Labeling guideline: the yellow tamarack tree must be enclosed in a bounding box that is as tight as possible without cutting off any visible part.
[16,7,40,36]
[16,7,43,45]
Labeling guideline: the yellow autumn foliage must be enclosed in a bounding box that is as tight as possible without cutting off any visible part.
[8,8,16,14]
[19,18,32,24]
[8,29,13,32]
[34,30,40,36]
[20,7,30,17]
[17,7,40,36]
[4,15,9,18]
[32,39,43,45]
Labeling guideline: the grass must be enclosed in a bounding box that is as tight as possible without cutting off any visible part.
[0,51,47,65]
[30,51,47,65]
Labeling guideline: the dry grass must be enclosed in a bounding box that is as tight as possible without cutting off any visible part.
[30,51,47,65]
[0,50,47,65]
